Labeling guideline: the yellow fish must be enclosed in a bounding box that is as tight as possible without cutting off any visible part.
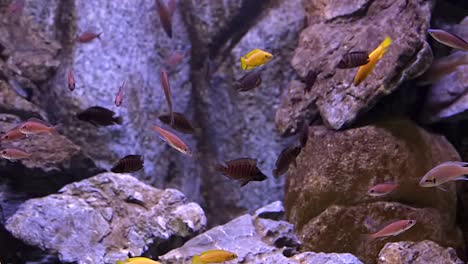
[240,49,273,70]
[354,37,392,85]
[192,249,238,264]
[116,257,160,264]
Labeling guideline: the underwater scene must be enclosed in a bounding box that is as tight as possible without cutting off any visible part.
[0,0,467,263]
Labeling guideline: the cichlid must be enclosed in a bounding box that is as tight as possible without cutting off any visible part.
[0,148,31,161]
[76,31,102,43]
[354,37,392,86]
[115,80,125,107]
[419,161,468,190]
[156,0,173,38]
[215,158,267,186]
[273,146,301,178]
[158,112,196,134]
[364,219,416,241]
[428,29,468,51]
[240,49,273,70]
[1,125,27,143]
[77,106,123,126]
[234,70,262,92]
[337,51,370,69]
[160,69,174,125]
[192,249,238,264]
[19,118,59,135]
[116,257,160,264]
[367,182,399,197]
[153,125,192,156]
[111,155,144,173]
[68,69,75,91]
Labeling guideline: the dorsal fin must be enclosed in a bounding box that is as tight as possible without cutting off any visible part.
[245,49,262,59]
[25,117,50,126]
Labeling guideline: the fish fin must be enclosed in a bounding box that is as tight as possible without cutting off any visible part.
[192,255,203,264]
[240,180,250,187]
[455,175,468,181]
[116,261,125,264]
[49,124,62,134]
[115,116,123,125]
[26,117,50,126]
[241,57,247,70]
[245,49,262,58]
[97,32,103,39]
[436,185,448,192]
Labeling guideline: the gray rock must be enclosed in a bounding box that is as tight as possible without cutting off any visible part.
[5,173,206,264]
[276,0,433,131]
[378,240,464,264]
[254,200,284,220]
[292,252,364,264]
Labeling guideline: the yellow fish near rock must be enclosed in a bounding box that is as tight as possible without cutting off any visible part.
[240,49,273,70]
[354,37,392,86]
[192,249,238,264]
[116,257,160,264]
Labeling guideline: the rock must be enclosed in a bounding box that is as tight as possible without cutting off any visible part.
[292,252,363,264]
[5,173,207,264]
[254,200,284,220]
[378,240,464,264]
[285,119,464,263]
[276,0,433,131]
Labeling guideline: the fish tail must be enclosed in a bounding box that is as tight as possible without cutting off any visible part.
[97,32,103,39]
[241,57,247,70]
[359,234,375,244]
[192,255,203,264]
[240,180,250,187]
[49,124,62,134]
[214,163,227,173]
[115,116,123,125]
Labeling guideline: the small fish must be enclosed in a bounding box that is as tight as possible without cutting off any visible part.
[0,148,31,161]
[273,146,302,178]
[337,51,370,68]
[68,69,75,91]
[428,29,468,51]
[303,70,318,94]
[1,125,27,143]
[240,49,273,70]
[215,158,267,186]
[111,155,144,173]
[367,182,399,197]
[234,70,262,92]
[19,118,59,135]
[354,37,392,86]
[192,249,238,264]
[161,69,174,125]
[153,125,192,156]
[156,0,173,38]
[417,51,468,85]
[116,257,160,264]
[299,122,309,148]
[419,161,468,188]
[76,31,102,43]
[77,106,123,126]
[158,112,195,134]
[165,50,186,70]
[364,219,416,241]
[115,80,125,107]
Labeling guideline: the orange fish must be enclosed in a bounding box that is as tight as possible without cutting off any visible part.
[68,69,75,91]
[1,125,27,143]
[18,118,59,135]
[0,148,31,161]
[156,0,173,38]
[153,125,191,156]
[115,80,125,107]
[364,219,416,241]
[367,182,399,197]
[354,37,392,86]
[76,31,102,43]
[419,161,468,189]
[161,69,174,125]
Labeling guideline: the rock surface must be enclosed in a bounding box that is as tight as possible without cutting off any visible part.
[276,0,433,131]
[5,173,207,264]
[160,201,364,264]
[285,119,464,263]
[378,240,464,264]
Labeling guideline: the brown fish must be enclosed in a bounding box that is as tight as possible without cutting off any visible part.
[19,118,59,135]
[337,51,370,69]
[153,125,191,156]
[168,0,176,17]
[234,70,262,92]
[161,69,174,125]
[76,31,102,43]
[158,112,195,134]
[303,70,318,94]
[273,146,301,178]
[111,155,144,173]
[115,80,125,107]
[77,106,123,126]
[0,148,31,161]
[156,0,173,38]
[299,122,309,148]
[68,69,75,91]
[419,161,468,189]
[215,158,267,186]
[428,29,468,51]
[365,219,416,241]
[367,182,399,197]
[1,125,27,143]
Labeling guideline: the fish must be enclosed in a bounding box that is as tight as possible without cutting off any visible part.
[111,155,144,173]
[115,80,125,107]
[234,70,262,92]
[153,125,192,156]
[68,69,75,91]
[1,125,27,143]
[367,182,399,197]
[273,146,302,178]
[354,37,392,86]
[303,70,318,94]
[337,51,370,68]
[364,219,416,241]
[417,51,468,85]
[165,50,186,70]
[192,249,238,264]
[76,31,102,43]
[158,112,195,134]
[168,0,176,18]
[428,29,468,51]
[0,148,31,161]
[215,158,268,186]
[299,122,309,148]
[19,118,59,135]
[76,106,123,126]
[240,49,273,70]
[160,69,174,125]
[116,257,160,264]
[156,0,173,38]
[419,161,468,189]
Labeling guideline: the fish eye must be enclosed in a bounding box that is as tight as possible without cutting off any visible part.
[408,220,414,225]
[369,189,375,193]
[1,150,6,154]
[3,135,8,139]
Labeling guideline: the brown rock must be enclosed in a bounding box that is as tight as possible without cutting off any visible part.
[276,0,433,131]
[378,240,464,264]
[285,119,464,263]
